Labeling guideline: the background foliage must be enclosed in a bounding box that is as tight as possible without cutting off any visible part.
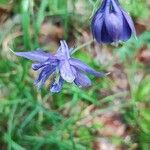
[0,0,150,149]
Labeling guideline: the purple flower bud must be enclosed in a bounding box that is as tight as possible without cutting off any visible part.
[91,0,136,44]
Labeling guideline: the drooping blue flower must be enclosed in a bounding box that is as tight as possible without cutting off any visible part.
[15,40,107,93]
[91,0,136,44]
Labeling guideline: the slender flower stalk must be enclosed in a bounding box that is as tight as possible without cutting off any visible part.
[15,40,107,93]
[91,0,136,44]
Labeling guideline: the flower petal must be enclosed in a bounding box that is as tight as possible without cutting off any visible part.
[104,13,123,42]
[32,62,48,71]
[34,66,56,89]
[104,0,123,42]
[91,0,108,43]
[59,60,75,83]
[69,58,106,77]
[74,71,91,88]
[32,60,58,71]
[56,40,70,59]
[50,77,64,93]
[60,40,70,58]
[15,48,53,62]
[55,41,71,61]
[101,22,114,43]
[120,16,132,41]
[92,12,104,43]
[113,0,136,40]
[122,10,136,37]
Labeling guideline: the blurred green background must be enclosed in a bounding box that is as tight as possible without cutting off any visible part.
[0,0,150,149]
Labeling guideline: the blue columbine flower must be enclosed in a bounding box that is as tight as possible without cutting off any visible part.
[15,40,106,93]
[91,0,136,44]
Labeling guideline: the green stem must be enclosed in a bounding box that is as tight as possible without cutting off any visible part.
[71,39,95,54]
